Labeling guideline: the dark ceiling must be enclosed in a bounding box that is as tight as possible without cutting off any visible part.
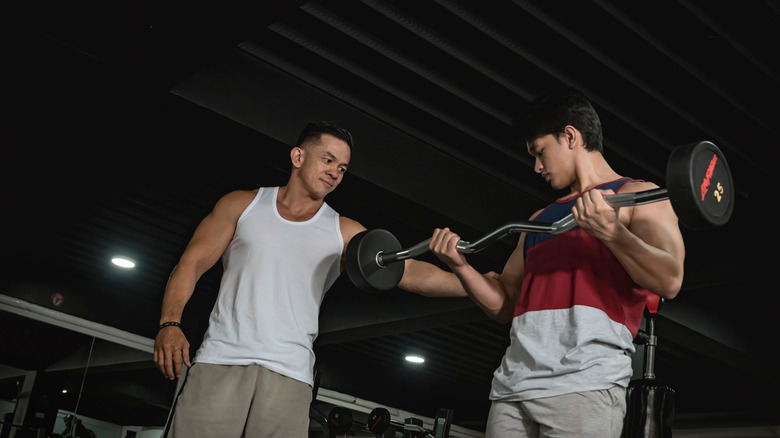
[3,0,780,435]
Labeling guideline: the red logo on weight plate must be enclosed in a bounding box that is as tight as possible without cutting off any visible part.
[700,154,718,201]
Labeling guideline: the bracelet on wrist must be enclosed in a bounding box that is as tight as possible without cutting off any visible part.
[157,321,182,333]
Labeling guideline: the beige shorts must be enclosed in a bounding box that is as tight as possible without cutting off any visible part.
[486,386,626,438]
[163,363,312,438]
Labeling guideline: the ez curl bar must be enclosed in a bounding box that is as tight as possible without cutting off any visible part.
[346,141,734,292]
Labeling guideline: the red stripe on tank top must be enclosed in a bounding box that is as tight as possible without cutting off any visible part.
[514,229,648,336]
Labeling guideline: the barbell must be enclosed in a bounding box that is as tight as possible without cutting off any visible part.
[346,141,734,292]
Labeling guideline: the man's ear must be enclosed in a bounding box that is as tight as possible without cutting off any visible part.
[290,147,304,168]
[563,125,581,149]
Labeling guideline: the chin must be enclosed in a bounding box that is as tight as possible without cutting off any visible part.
[317,188,334,198]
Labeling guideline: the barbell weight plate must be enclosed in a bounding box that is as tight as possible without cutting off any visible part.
[367,407,392,434]
[327,406,353,434]
[345,229,405,292]
[666,141,734,229]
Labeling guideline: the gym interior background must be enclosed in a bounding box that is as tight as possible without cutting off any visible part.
[2,1,779,437]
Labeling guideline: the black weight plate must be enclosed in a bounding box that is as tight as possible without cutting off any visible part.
[328,406,353,434]
[368,407,392,434]
[666,141,734,229]
[345,229,405,292]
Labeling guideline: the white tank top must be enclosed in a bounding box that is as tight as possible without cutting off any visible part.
[193,187,343,385]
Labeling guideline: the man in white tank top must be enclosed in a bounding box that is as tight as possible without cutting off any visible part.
[153,122,466,438]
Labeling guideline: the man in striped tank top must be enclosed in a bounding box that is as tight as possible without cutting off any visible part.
[428,88,685,437]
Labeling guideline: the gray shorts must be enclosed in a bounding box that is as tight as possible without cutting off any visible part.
[163,363,312,438]
[486,386,626,438]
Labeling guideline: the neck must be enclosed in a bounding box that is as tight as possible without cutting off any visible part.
[569,150,621,194]
[277,184,324,221]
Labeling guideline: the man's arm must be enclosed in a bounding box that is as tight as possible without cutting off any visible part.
[338,218,472,299]
[427,227,529,324]
[573,182,685,299]
[397,258,466,298]
[153,190,255,379]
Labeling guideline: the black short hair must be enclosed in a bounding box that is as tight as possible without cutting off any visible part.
[513,87,603,153]
[294,121,355,151]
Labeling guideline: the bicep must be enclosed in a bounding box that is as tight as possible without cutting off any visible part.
[496,234,527,303]
[180,192,250,274]
[339,217,367,249]
[182,215,233,269]
[628,199,685,263]
[496,210,541,298]
[339,216,367,269]
[619,181,685,261]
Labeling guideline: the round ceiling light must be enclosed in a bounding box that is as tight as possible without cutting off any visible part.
[405,355,425,364]
[111,256,136,268]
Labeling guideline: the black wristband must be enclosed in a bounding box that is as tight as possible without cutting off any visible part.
[157,321,182,333]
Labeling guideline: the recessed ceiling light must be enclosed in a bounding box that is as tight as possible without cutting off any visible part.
[405,355,425,364]
[111,256,136,268]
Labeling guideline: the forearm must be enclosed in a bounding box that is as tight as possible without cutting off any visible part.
[398,259,515,322]
[451,264,516,323]
[159,263,200,323]
[398,259,466,297]
[155,263,197,379]
[604,225,684,299]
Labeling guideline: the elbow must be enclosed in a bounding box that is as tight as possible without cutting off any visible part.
[655,249,685,300]
[642,258,684,300]
[482,280,519,324]
[491,306,518,325]
[663,283,682,300]
[655,287,680,301]
[663,267,684,300]
[174,256,210,282]
[651,275,683,300]
[482,308,509,324]
[478,300,515,325]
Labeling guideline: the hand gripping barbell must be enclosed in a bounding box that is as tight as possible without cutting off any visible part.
[346,141,734,292]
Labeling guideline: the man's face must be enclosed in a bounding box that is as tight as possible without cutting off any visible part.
[298,133,351,198]
[527,134,572,191]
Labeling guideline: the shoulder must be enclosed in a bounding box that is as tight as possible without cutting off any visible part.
[339,216,367,248]
[217,189,258,206]
[339,216,365,235]
[212,189,259,219]
[617,179,679,226]
[618,179,659,194]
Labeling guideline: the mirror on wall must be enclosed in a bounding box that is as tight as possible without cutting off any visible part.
[0,304,178,438]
